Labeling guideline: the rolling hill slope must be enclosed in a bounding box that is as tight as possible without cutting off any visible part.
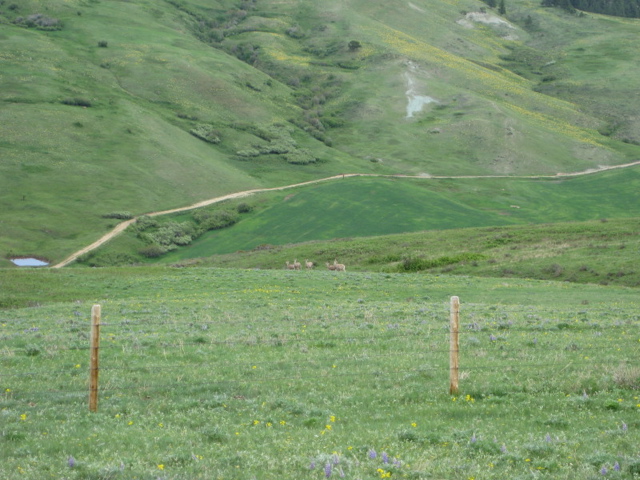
[1,0,640,264]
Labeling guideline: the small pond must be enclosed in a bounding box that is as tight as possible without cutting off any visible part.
[11,258,50,267]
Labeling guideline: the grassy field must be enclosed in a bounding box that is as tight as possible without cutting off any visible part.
[1,267,639,479]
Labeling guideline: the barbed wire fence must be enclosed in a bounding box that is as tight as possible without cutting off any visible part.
[1,298,639,411]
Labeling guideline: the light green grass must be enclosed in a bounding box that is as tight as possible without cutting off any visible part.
[1,268,639,479]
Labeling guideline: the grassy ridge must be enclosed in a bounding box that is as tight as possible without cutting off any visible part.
[1,268,639,479]
[172,217,640,288]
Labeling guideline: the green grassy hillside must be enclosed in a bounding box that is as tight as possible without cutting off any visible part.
[2,0,640,263]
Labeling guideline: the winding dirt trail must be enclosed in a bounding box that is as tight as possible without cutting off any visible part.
[51,160,640,268]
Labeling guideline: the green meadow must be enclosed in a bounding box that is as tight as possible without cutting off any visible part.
[1,268,640,479]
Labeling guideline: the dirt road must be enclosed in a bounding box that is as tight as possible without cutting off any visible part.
[51,160,640,268]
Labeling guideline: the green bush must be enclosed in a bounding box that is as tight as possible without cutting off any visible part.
[61,98,92,107]
[139,244,166,258]
[134,215,158,232]
[102,212,133,220]
[399,253,486,272]
[193,210,238,231]
[14,14,63,30]
[284,149,317,165]
[189,124,221,144]
[237,203,252,213]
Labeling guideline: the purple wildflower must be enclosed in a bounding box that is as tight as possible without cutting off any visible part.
[500,444,507,453]
[614,462,621,471]
[368,449,377,460]
[545,433,552,443]
[622,422,628,432]
[382,452,389,464]
[470,433,477,444]
[310,461,316,470]
[600,466,607,475]
[338,466,345,477]
[489,334,497,341]
[333,453,340,465]
[68,456,76,468]
[393,458,402,467]
[325,462,332,478]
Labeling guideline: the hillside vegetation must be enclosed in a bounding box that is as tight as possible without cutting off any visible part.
[2,0,640,263]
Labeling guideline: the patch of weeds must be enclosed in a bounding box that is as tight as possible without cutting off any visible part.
[61,98,92,107]
[189,124,221,144]
[14,13,63,30]
[200,426,228,443]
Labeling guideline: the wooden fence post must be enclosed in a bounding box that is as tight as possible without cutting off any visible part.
[449,296,460,395]
[89,304,101,412]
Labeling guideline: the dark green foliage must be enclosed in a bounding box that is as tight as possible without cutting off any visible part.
[189,124,222,144]
[284,149,317,165]
[14,14,63,30]
[97,40,108,47]
[286,25,305,38]
[134,215,158,232]
[348,40,362,51]
[139,244,166,258]
[61,98,92,107]
[102,212,134,220]
[237,203,252,213]
[193,210,238,231]
[399,253,486,272]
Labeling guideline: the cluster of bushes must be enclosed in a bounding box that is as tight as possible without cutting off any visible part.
[234,123,318,164]
[135,206,247,258]
[61,98,92,107]
[102,212,133,220]
[189,124,221,144]
[399,253,486,272]
[14,14,63,30]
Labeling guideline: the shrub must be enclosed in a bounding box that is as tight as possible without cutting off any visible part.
[193,210,238,231]
[237,202,252,213]
[236,148,261,158]
[151,222,196,247]
[102,212,133,220]
[286,25,305,38]
[284,149,317,165]
[189,124,221,144]
[399,253,486,272]
[134,215,158,232]
[15,14,63,30]
[348,40,362,51]
[97,40,108,48]
[61,98,92,107]
[139,244,166,258]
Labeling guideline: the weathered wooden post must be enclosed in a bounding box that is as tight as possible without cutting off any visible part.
[449,296,460,395]
[89,304,101,412]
